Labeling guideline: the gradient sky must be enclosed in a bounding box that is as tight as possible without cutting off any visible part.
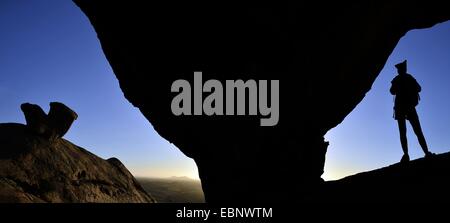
[0,1,199,179]
[1,1,449,181]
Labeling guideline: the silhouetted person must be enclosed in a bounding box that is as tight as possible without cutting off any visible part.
[390,60,434,163]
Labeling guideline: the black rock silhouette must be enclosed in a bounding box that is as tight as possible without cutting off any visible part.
[320,152,450,202]
[48,102,78,140]
[74,1,450,202]
[21,102,77,141]
[20,103,50,136]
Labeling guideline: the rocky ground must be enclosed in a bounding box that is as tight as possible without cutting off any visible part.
[0,122,155,203]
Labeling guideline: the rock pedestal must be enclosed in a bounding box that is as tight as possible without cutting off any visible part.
[20,102,78,141]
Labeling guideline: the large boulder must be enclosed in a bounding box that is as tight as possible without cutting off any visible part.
[48,102,78,140]
[0,123,155,203]
[20,103,49,136]
[3,103,154,202]
[21,102,77,141]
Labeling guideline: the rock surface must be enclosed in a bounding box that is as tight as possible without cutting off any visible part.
[0,123,155,203]
[321,152,450,202]
[74,1,450,202]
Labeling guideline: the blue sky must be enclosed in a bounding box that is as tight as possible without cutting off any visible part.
[1,1,449,181]
[0,1,198,179]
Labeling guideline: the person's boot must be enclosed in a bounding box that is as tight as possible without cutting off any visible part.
[400,154,410,163]
[425,151,435,159]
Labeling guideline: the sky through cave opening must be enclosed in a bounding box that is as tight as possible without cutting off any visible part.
[323,21,450,181]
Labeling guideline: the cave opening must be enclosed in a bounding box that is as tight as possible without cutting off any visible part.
[0,0,201,181]
[323,21,450,181]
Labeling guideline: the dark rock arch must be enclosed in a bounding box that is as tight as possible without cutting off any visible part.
[74,1,450,202]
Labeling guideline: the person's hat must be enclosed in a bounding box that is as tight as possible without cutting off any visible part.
[395,60,407,70]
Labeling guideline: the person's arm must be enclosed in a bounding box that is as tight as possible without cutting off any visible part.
[390,80,397,95]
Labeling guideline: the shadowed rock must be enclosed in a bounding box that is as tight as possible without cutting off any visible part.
[1,104,154,202]
[0,123,155,203]
[320,152,450,203]
[48,102,78,140]
[20,102,77,141]
[20,103,50,136]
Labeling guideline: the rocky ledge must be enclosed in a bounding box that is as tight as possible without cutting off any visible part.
[0,102,155,203]
[321,152,450,203]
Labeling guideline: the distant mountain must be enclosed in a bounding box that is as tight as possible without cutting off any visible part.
[320,152,450,202]
[137,177,205,203]
[169,176,193,180]
[0,123,155,203]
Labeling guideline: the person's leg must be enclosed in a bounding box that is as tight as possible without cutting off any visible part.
[397,118,408,156]
[408,109,430,155]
